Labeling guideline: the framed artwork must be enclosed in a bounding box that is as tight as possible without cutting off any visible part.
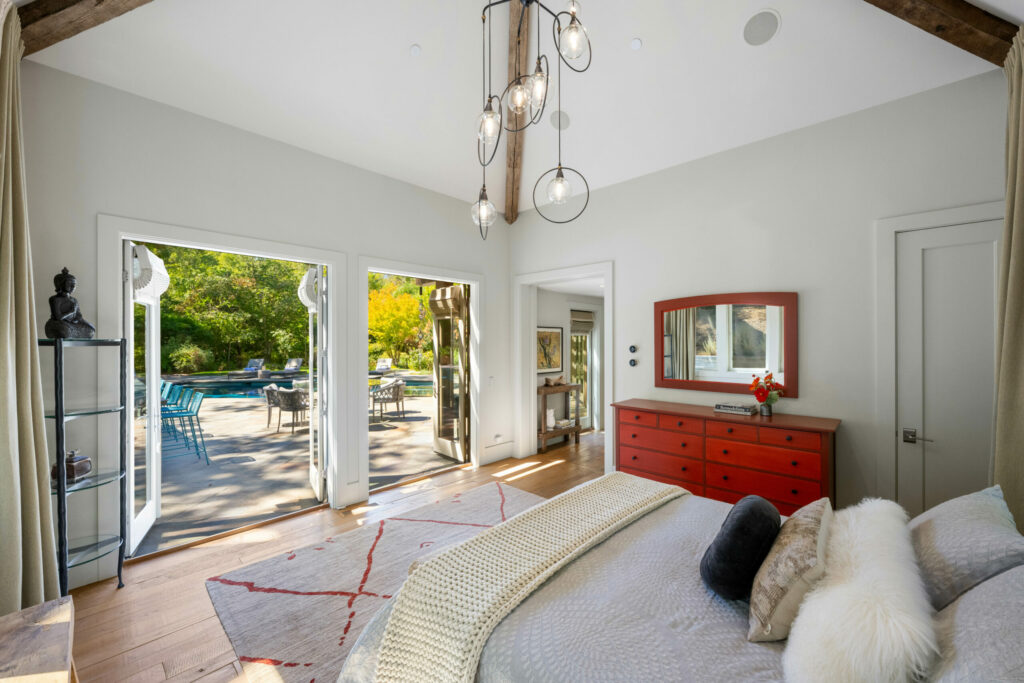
[536,326,563,373]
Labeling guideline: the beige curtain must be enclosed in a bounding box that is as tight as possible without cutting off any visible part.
[0,1,58,615]
[665,309,696,380]
[997,29,1024,528]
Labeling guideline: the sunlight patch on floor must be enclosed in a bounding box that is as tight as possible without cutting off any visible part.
[491,461,539,478]
[504,460,564,482]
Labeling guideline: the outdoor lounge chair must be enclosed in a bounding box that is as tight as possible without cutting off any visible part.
[268,358,304,378]
[276,388,309,433]
[368,357,393,377]
[229,358,264,377]
[370,378,405,421]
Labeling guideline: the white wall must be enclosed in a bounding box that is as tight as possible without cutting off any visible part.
[535,289,603,443]
[511,70,1007,508]
[21,62,514,587]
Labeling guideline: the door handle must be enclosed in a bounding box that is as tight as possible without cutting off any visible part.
[902,428,935,444]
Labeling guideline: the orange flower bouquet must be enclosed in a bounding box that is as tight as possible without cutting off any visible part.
[749,373,782,416]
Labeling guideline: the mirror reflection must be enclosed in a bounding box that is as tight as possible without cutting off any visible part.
[662,304,785,383]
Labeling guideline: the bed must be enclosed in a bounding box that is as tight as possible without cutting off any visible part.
[340,494,786,681]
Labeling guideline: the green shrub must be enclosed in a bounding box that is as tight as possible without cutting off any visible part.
[168,343,211,374]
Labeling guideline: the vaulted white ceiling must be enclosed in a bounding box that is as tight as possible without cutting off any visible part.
[25,0,1020,215]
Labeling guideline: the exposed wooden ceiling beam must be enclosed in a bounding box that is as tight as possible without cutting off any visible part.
[864,0,1017,66]
[18,0,154,56]
[504,0,530,224]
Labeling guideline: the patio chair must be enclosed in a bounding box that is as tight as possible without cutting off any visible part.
[371,379,405,421]
[263,383,280,428]
[282,358,304,373]
[369,357,393,377]
[276,388,309,434]
[229,358,264,377]
[160,390,209,463]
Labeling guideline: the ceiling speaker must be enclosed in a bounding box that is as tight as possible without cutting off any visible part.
[550,110,571,131]
[744,10,780,46]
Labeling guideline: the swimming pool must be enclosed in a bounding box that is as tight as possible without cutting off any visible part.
[176,379,296,398]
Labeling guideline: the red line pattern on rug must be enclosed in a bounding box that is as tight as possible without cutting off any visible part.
[213,482,516,676]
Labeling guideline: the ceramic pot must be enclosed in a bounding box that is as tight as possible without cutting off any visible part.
[759,403,773,417]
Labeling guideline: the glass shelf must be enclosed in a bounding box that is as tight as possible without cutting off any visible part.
[45,405,124,421]
[51,469,124,495]
[38,338,123,347]
[67,534,123,568]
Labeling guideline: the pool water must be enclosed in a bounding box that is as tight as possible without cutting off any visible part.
[177,379,295,398]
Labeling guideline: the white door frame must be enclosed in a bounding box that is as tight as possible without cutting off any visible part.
[873,201,1004,501]
[97,215,349,524]
[512,261,614,473]
[358,256,483,487]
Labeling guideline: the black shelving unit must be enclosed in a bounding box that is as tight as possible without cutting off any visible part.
[40,337,127,596]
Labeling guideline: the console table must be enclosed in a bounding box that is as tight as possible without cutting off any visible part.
[612,399,840,515]
[537,383,581,453]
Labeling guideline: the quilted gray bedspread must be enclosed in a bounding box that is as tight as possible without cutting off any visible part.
[339,494,786,682]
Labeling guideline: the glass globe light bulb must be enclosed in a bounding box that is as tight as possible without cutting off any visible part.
[547,170,572,205]
[477,103,500,145]
[508,82,529,114]
[528,65,547,108]
[559,17,586,60]
[471,188,497,228]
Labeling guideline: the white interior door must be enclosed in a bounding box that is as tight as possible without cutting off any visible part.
[125,242,162,553]
[896,220,1002,516]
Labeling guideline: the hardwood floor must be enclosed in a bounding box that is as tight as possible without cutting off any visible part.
[70,432,605,682]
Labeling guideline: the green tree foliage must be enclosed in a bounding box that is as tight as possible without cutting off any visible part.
[367,275,438,371]
[135,243,311,373]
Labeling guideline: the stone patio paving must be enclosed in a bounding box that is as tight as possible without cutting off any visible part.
[135,393,456,556]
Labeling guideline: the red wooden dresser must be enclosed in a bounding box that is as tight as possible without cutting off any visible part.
[612,399,840,515]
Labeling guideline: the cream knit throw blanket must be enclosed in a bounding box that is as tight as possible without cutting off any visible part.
[372,472,688,682]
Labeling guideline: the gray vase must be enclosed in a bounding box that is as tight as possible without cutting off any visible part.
[759,403,773,417]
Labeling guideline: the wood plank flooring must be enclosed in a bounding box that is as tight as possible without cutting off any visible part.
[70,432,605,681]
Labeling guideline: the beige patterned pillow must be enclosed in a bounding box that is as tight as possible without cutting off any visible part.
[747,497,833,642]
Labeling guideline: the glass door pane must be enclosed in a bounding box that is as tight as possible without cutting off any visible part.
[133,303,149,520]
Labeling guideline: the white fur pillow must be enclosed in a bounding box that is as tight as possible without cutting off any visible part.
[783,499,937,683]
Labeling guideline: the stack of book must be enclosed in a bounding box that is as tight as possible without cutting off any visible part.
[714,402,757,415]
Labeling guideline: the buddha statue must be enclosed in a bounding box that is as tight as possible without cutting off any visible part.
[45,267,96,339]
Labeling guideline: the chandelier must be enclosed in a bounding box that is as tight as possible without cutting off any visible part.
[472,0,592,239]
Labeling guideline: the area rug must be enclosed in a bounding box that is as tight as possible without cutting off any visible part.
[206,481,543,682]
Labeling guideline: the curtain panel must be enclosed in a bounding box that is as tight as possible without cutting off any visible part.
[665,308,695,381]
[997,28,1024,528]
[0,0,59,615]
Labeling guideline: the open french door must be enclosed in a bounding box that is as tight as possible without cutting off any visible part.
[124,241,162,554]
[430,285,470,462]
[307,265,328,501]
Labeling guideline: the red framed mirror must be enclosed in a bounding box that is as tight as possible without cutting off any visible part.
[654,292,798,398]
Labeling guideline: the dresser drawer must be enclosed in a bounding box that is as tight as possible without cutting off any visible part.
[706,463,820,507]
[619,446,702,485]
[620,466,702,494]
[705,438,821,480]
[658,414,705,435]
[619,425,704,458]
[759,427,821,451]
[704,486,746,505]
[707,420,758,442]
[619,410,657,428]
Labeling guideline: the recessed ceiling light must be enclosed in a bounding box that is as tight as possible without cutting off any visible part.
[550,110,571,131]
[630,38,643,51]
[743,9,780,46]
[409,43,422,57]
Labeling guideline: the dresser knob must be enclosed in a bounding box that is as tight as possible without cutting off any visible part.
[786,435,793,441]
[677,420,683,427]
[681,466,687,472]
[631,434,637,439]
[634,415,640,420]
[791,489,798,495]
[791,460,798,467]
[632,455,638,460]
[722,475,729,481]
[681,442,687,448]
[722,449,728,455]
